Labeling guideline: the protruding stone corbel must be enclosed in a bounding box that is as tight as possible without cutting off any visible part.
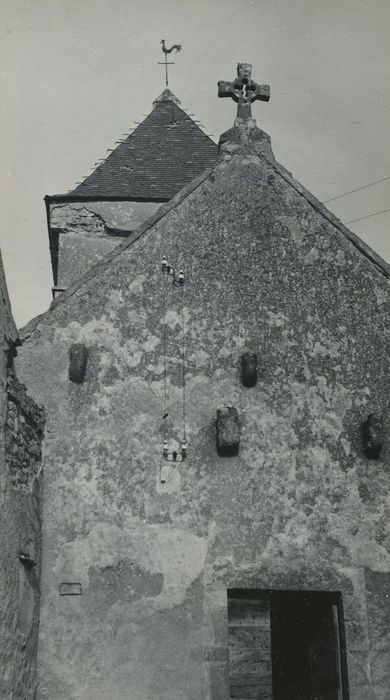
[216,406,240,457]
[69,344,88,383]
[362,413,384,460]
[19,552,36,567]
[240,352,258,387]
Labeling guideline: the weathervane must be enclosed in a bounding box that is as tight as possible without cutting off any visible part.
[218,63,270,121]
[159,39,182,87]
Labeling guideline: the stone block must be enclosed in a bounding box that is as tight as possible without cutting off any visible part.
[240,352,258,387]
[216,406,240,457]
[362,413,384,460]
[69,344,88,383]
[59,583,82,596]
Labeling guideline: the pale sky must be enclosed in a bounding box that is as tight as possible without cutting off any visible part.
[0,0,389,327]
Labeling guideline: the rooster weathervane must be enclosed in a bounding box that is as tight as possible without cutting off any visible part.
[159,40,182,87]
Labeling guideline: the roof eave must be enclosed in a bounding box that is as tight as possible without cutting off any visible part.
[45,194,171,204]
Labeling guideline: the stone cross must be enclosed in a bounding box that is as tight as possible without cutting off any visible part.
[218,63,270,120]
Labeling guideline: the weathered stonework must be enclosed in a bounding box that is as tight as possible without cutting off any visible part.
[5,374,45,490]
[51,201,162,233]
[0,252,45,699]
[49,201,162,288]
[17,137,390,699]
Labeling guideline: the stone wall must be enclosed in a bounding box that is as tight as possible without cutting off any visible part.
[18,146,390,699]
[0,252,45,700]
[49,200,162,288]
[6,375,45,490]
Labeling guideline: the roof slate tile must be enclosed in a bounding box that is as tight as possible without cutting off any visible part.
[66,92,218,200]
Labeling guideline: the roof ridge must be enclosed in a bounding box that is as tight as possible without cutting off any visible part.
[23,142,389,340]
[261,153,390,280]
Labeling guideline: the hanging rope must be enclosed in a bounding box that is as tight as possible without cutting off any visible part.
[160,256,187,470]
[159,271,168,483]
[162,270,168,434]
[181,280,187,443]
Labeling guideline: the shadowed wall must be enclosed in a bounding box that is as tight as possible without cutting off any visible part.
[0,252,45,700]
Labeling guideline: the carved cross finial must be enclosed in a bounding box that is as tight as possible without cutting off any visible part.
[218,63,270,121]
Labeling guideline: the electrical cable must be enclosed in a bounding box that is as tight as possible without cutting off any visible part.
[345,207,390,225]
[163,271,168,437]
[181,281,187,443]
[324,176,390,203]
[160,258,187,480]
[160,268,168,483]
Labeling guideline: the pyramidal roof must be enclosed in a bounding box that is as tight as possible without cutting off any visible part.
[66,89,218,200]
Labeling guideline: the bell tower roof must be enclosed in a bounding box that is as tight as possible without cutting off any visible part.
[58,92,217,201]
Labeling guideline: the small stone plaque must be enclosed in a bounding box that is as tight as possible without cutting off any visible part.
[59,582,82,596]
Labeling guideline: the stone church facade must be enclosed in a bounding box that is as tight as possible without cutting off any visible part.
[2,65,390,699]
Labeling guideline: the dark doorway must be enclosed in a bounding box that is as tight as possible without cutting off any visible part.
[270,591,347,700]
[227,589,349,700]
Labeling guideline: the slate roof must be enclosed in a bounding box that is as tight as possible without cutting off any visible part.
[65,90,218,200]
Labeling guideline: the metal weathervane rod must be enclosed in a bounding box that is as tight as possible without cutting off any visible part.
[159,39,182,87]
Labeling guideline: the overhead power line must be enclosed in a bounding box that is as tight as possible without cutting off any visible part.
[325,176,390,203]
[345,207,390,225]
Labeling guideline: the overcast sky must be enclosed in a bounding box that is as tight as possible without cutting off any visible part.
[0,0,389,327]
